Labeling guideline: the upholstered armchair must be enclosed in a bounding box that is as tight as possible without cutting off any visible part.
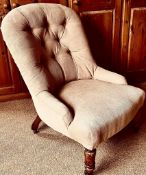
[1,3,145,175]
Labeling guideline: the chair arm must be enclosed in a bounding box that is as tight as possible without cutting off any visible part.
[93,66,127,85]
[32,91,73,135]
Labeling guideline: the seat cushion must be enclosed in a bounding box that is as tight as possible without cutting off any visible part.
[58,80,145,150]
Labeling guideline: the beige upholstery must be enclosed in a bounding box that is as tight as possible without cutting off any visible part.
[1,3,145,150]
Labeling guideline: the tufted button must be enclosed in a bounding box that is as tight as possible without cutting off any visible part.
[67,49,71,54]
[24,25,32,32]
[62,19,66,27]
[56,36,60,42]
[43,19,49,29]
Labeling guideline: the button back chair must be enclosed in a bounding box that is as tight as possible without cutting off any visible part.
[1,3,145,175]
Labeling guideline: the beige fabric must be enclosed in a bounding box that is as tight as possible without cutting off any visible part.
[1,3,145,150]
[59,80,145,149]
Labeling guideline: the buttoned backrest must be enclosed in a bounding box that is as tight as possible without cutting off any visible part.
[1,3,97,96]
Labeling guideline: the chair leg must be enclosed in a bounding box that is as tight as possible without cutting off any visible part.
[84,148,96,175]
[31,115,42,134]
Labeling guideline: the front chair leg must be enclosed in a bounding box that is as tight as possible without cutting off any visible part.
[31,115,42,134]
[84,148,96,175]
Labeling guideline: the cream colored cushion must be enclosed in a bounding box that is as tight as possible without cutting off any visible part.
[58,80,145,150]
[1,3,145,150]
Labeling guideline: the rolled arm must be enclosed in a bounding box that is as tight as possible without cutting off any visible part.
[93,66,127,85]
[33,91,73,135]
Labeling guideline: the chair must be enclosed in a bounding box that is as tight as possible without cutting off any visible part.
[1,3,145,175]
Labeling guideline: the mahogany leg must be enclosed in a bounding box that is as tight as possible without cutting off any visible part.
[31,115,42,134]
[84,148,96,175]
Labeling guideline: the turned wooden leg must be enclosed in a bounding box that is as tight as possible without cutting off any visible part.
[31,115,42,134]
[84,148,96,175]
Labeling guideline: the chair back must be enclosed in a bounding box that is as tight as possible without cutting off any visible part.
[1,3,96,96]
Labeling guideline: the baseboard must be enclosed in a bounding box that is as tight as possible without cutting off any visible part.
[0,92,31,102]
